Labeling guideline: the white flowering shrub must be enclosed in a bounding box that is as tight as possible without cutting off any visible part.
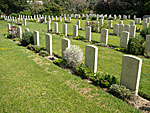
[63,45,83,67]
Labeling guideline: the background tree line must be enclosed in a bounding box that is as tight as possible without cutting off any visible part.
[0,0,150,17]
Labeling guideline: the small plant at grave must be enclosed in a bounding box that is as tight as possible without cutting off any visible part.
[21,32,34,46]
[109,84,135,101]
[114,47,126,52]
[120,18,125,20]
[127,35,145,55]
[89,22,95,32]
[53,59,67,67]
[75,63,94,79]
[13,38,20,42]
[91,16,97,20]
[27,44,44,53]
[93,73,118,88]
[99,23,109,32]
[7,33,13,39]
[39,50,49,57]
[59,33,65,37]
[63,45,83,68]
[73,35,85,40]
[140,27,150,40]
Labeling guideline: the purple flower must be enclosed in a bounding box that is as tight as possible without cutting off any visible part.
[104,80,106,82]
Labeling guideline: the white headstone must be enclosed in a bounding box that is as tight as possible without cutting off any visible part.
[85,45,98,73]
[130,25,136,37]
[73,25,78,37]
[54,22,58,33]
[101,28,108,45]
[124,25,130,32]
[109,20,113,28]
[34,31,39,46]
[25,28,29,33]
[120,31,129,48]
[119,24,124,35]
[113,24,119,35]
[120,55,142,95]
[85,26,91,42]
[77,20,80,29]
[18,26,22,40]
[61,38,70,58]
[47,21,51,32]
[45,34,52,56]
[63,24,67,36]
[144,35,150,55]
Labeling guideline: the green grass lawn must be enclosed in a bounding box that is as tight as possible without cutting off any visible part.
[10,18,149,97]
[0,21,141,112]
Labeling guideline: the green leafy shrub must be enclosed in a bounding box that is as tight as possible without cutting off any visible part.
[93,73,118,88]
[127,35,145,55]
[75,63,94,78]
[140,27,150,40]
[27,44,44,53]
[39,50,49,57]
[91,16,97,20]
[13,38,20,41]
[82,17,86,20]
[109,84,135,100]
[73,35,85,40]
[63,45,83,67]
[53,59,66,66]
[21,32,34,46]
[7,34,13,39]
[99,23,109,32]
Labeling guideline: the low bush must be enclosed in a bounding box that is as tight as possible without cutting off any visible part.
[73,35,85,40]
[39,50,49,57]
[53,59,66,66]
[91,17,97,20]
[140,27,150,40]
[21,32,34,46]
[109,84,135,100]
[27,44,45,53]
[127,35,145,55]
[75,63,94,79]
[93,73,118,88]
[7,33,13,39]
[63,45,83,67]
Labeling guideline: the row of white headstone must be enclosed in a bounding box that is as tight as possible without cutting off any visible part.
[7,22,144,96]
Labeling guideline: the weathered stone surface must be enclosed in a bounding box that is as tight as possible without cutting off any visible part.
[45,34,52,56]
[130,25,136,37]
[34,31,39,46]
[145,35,150,55]
[85,45,98,73]
[101,28,108,45]
[95,22,99,33]
[130,21,135,26]
[24,19,26,26]
[47,21,51,32]
[143,22,149,29]
[120,31,129,48]
[119,24,124,35]
[120,55,142,95]
[109,20,113,28]
[119,20,123,25]
[73,25,78,37]
[85,26,91,41]
[54,22,58,33]
[113,24,119,35]
[124,24,130,32]
[61,38,70,58]
[63,24,67,36]
[18,26,22,40]
[8,23,11,34]
[100,19,103,25]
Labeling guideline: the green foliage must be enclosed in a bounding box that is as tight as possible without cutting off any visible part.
[114,47,126,52]
[19,10,32,16]
[75,63,94,79]
[109,84,135,100]
[53,59,67,66]
[13,38,20,41]
[99,23,109,32]
[73,35,85,40]
[127,35,145,55]
[10,13,18,17]
[27,44,45,53]
[7,33,13,39]
[39,50,49,57]
[140,27,150,40]
[21,32,34,46]
[138,91,150,100]
[91,17,96,20]
[93,73,118,88]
